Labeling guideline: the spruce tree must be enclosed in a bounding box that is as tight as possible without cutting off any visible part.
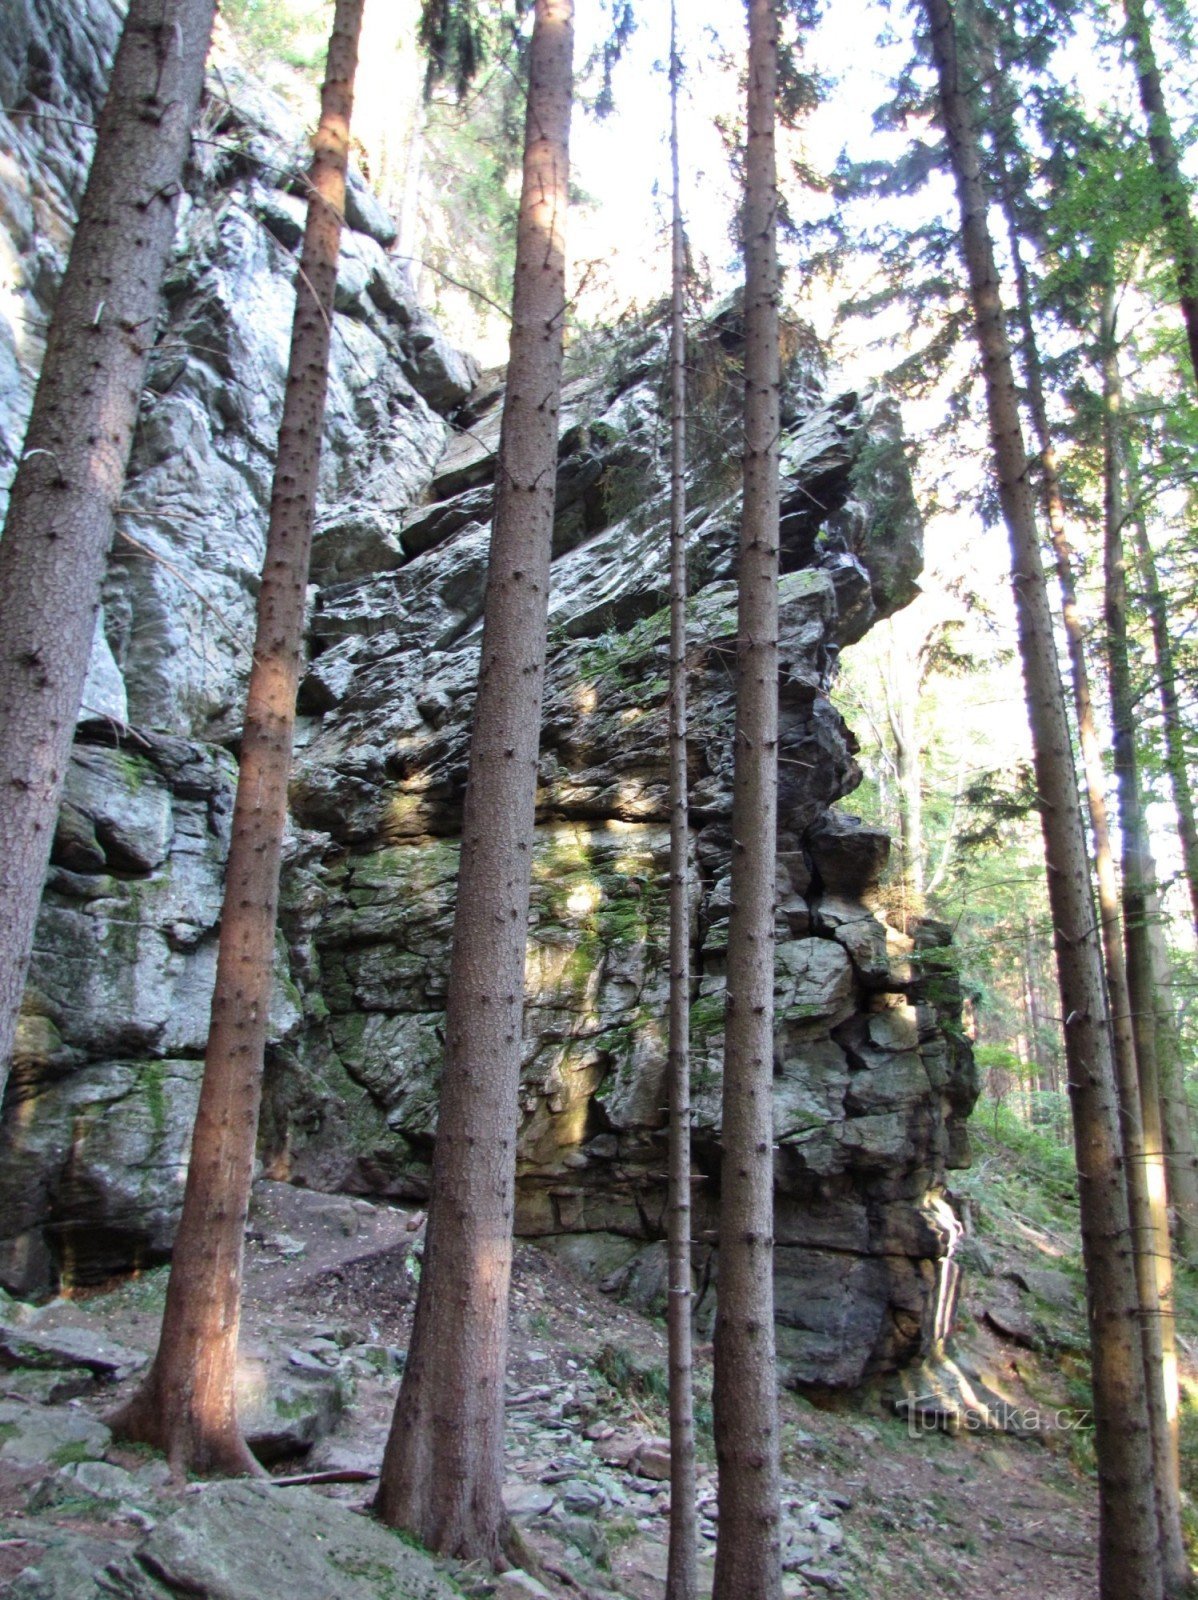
[112,0,366,1475]
[375,0,574,1563]
[711,2,784,1596]
[920,0,1163,1593]
[0,0,217,1101]
[665,6,697,1597]
[1122,0,1198,384]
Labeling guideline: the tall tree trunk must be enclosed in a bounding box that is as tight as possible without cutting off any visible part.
[1144,883,1198,1260]
[711,3,783,1597]
[1100,289,1188,1595]
[888,687,924,923]
[923,4,1162,1595]
[665,6,696,1598]
[985,57,1183,1570]
[1126,467,1198,940]
[1122,0,1198,385]
[1123,453,1198,1254]
[375,0,573,1564]
[1021,914,1046,1096]
[110,0,364,1477]
[0,0,217,1101]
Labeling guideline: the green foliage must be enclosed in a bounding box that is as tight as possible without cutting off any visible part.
[221,0,331,76]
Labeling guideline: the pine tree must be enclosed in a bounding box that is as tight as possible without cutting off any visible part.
[111,0,366,1475]
[711,1,784,1596]
[920,0,1163,1593]
[374,0,574,1563]
[0,0,217,1102]
[665,6,697,1597]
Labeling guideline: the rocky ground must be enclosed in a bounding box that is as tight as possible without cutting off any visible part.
[0,1175,1110,1600]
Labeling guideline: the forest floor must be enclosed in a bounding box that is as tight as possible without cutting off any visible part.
[0,1116,1193,1600]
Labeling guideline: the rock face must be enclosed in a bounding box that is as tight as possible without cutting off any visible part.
[0,2,976,1388]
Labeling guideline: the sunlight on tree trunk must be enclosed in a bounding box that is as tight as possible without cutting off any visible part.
[111,0,365,1476]
[922,2,1163,1594]
[375,0,574,1565]
[1100,286,1187,1595]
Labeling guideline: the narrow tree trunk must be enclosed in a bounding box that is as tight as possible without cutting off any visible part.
[1123,454,1198,1252]
[711,3,783,1597]
[1123,0,1198,385]
[1100,289,1188,1595]
[923,4,1162,1595]
[665,6,696,1599]
[110,0,364,1475]
[0,0,217,1100]
[890,705,924,923]
[375,0,573,1564]
[1144,884,1198,1260]
[986,64,1182,1574]
[1127,471,1198,940]
[1022,914,1045,1096]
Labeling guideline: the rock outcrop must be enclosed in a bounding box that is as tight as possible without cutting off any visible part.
[0,0,976,1389]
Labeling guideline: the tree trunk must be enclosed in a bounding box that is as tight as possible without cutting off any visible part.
[1123,0,1198,385]
[110,0,364,1476]
[889,691,924,924]
[1126,466,1198,941]
[0,0,217,1101]
[1100,288,1188,1595]
[1123,454,1198,1254]
[986,60,1182,1574]
[923,3,1162,1595]
[374,0,573,1564]
[1144,883,1198,1260]
[665,6,697,1598]
[1021,914,1045,1097]
[711,3,783,1597]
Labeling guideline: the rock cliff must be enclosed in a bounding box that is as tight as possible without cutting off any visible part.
[0,0,977,1389]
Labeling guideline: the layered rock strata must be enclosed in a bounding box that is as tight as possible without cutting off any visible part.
[0,0,977,1388]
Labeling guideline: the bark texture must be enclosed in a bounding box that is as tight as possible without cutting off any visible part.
[711,3,783,1597]
[1100,295,1187,1595]
[924,3,1162,1595]
[665,7,697,1599]
[1123,0,1198,385]
[375,0,574,1564]
[110,0,364,1475]
[0,0,217,1100]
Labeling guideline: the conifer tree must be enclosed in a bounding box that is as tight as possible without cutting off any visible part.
[920,0,1162,1593]
[665,6,697,1597]
[973,30,1184,1578]
[711,1,784,1596]
[0,0,217,1102]
[375,0,574,1563]
[1122,0,1198,384]
[1099,285,1187,1592]
[112,0,366,1475]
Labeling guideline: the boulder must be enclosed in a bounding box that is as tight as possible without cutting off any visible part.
[0,1398,110,1467]
[0,1322,147,1381]
[98,1480,459,1600]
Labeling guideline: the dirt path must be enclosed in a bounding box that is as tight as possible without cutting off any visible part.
[0,1183,1103,1600]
